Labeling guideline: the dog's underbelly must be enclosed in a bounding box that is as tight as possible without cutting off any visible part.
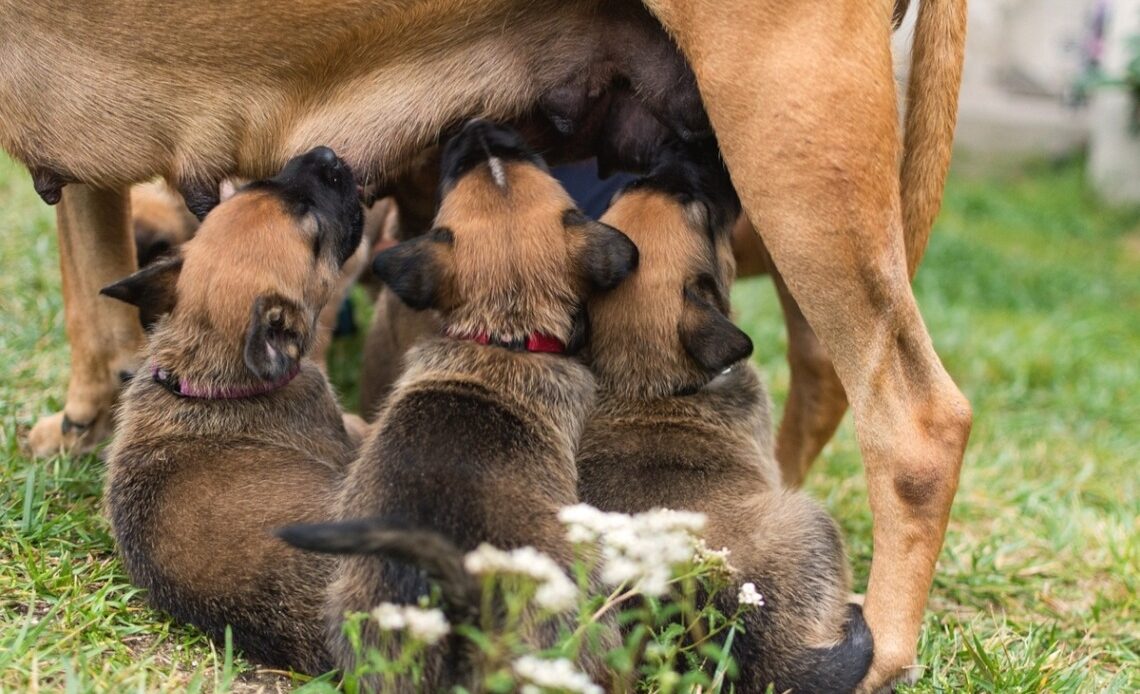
[0,0,697,194]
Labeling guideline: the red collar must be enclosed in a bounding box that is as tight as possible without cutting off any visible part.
[152,363,301,399]
[450,330,565,354]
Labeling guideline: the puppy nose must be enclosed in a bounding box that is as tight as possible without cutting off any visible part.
[309,146,340,170]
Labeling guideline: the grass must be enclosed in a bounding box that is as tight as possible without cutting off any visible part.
[2,153,1139,692]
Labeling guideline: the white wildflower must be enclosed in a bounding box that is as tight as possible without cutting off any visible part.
[560,504,707,596]
[558,504,620,543]
[372,603,407,631]
[737,582,765,608]
[693,539,732,566]
[370,603,450,644]
[535,572,579,612]
[402,606,450,643]
[463,543,578,612]
[513,655,603,694]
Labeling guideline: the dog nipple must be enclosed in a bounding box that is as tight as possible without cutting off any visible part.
[30,167,67,205]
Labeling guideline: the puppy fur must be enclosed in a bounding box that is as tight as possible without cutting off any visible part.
[130,181,200,267]
[577,146,874,693]
[128,178,386,373]
[102,148,365,674]
[359,152,444,418]
[280,122,636,691]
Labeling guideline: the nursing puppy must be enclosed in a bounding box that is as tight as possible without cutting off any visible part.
[280,121,636,691]
[577,146,873,693]
[127,179,389,370]
[101,147,365,674]
[130,181,199,267]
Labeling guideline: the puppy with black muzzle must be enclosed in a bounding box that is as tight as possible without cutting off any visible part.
[577,145,874,694]
[280,121,636,691]
[101,147,366,674]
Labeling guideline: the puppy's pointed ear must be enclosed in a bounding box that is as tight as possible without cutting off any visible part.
[244,294,308,382]
[100,253,184,330]
[578,221,639,291]
[371,230,451,310]
[679,286,753,373]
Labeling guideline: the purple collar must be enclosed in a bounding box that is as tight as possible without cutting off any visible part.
[151,363,300,400]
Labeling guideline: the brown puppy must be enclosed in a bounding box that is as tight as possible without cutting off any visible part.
[127,179,389,375]
[577,145,872,693]
[101,147,365,674]
[130,181,199,267]
[358,154,444,418]
[281,121,636,691]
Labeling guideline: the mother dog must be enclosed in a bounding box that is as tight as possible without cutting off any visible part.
[0,1,969,690]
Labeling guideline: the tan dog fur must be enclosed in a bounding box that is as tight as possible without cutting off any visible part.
[102,149,365,674]
[127,181,391,373]
[1,1,969,689]
[130,182,199,267]
[359,159,444,418]
[729,215,852,488]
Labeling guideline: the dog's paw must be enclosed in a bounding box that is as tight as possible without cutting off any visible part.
[856,651,922,693]
[28,410,112,458]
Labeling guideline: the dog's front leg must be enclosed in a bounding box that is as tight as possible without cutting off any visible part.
[29,185,143,457]
[647,0,972,690]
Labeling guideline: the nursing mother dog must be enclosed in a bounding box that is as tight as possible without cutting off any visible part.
[1,0,971,688]
[102,147,366,674]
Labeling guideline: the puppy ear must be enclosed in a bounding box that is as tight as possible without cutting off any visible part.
[244,294,308,381]
[578,222,639,291]
[371,230,451,310]
[679,287,753,373]
[99,253,184,330]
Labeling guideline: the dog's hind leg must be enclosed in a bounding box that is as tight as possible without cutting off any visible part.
[772,269,849,488]
[647,0,971,690]
[28,185,143,457]
[729,216,850,486]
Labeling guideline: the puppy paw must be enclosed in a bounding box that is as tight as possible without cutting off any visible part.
[856,650,922,693]
[28,410,112,458]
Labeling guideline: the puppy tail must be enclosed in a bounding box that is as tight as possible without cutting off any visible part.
[277,518,477,615]
[790,603,875,694]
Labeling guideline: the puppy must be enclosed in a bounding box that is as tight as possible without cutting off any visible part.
[357,167,442,418]
[127,178,387,374]
[577,145,874,693]
[101,147,365,674]
[280,121,637,691]
[130,181,199,267]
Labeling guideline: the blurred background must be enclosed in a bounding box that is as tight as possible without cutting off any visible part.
[896,0,1140,201]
